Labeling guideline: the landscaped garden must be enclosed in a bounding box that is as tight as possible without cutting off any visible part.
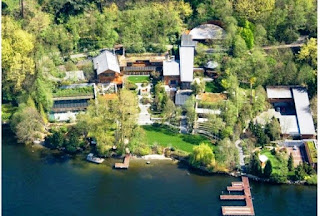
[306,141,317,163]
[260,149,284,174]
[142,124,212,153]
[127,75,150,83]
[53,86,94,97]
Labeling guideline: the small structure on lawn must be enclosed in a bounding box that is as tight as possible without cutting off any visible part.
[259,155,268,168]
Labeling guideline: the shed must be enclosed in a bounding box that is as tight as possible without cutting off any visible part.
[259,155,268,168]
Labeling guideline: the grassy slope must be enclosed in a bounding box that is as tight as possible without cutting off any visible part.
[127,76,150,83]
[260,149,282,175]
[142,125,211,153]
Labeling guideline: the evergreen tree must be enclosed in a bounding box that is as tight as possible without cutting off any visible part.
[249,152,262,177]
[264,160,272,177]
[288,153,294,171]
[294,164,306,181]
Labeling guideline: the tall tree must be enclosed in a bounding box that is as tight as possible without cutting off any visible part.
[2,16,35,100]
[298,38,317,69]
[11,106,45,144]
[288,153,294,172]
[189,143,215,168]
[163,99,176,123]
[117,89,139,149]
[263,160,273,177]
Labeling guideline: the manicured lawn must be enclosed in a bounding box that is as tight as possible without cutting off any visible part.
[142,125,211,153]
[127,76,150,83]
[260,149,283,174]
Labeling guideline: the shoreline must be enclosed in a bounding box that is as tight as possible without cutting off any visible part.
[132,154,173,160]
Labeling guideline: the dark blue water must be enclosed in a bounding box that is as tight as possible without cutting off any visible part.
[2,131,317,216]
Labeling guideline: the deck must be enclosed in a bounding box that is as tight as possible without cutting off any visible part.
[221,176,255,216]
[114,154,130,169]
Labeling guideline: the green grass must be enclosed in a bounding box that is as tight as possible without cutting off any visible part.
[53,86,94,97]
[260,149,282,175]
[142,125,211,153]
[205,82,215,93]
[306,141,317,163]
[205,81,224,93]
[127,76,150,83]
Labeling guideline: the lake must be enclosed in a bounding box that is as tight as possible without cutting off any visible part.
[2,129,317,216]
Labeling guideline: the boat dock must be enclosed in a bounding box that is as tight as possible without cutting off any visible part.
[114,154,130,169]
[220,176,255,216]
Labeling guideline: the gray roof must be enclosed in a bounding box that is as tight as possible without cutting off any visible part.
[93,51,120,75]
[292,87,316,135]
[205,61,218,69]
[179,46,194,82]
[189,24,226,40]
[175,90,192,106]
[279,115,300,135]
[266,86,292,99]
[181,34,197,47]
[163,60,180,76]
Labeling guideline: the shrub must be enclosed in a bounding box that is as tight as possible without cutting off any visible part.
[65,61,78,71]
[270,173,288,183]
[305,174,317,185]
[126,82,138,90]
[189,143,214,168]
[141,97,151,104]
[141,81,148,87]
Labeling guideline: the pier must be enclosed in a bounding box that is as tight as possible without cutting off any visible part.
[114,154,130,169]
[220,176,255,216]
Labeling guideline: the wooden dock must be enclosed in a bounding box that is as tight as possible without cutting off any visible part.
[114,154,130,169]
[220,176,255,216]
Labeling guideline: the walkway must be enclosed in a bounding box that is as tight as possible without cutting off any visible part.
[136,83,153,125]
[235,140,245,171]
[180,114,188,134]
[262,36,307,50]
[220,176,255,216]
